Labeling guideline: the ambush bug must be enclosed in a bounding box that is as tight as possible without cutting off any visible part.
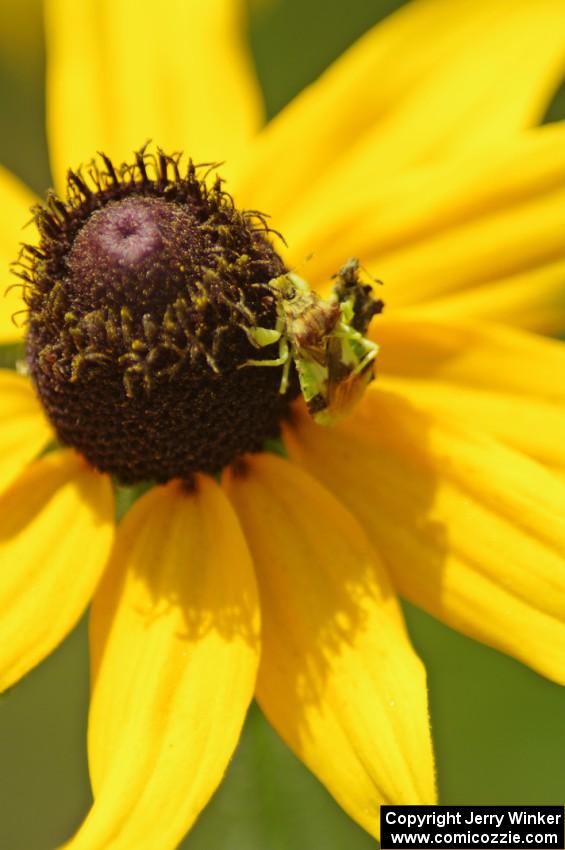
[243,258,384,425]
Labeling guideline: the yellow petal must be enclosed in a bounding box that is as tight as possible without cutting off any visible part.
[380,376,565,476]
[224,454,436,838]
[0,450,114,691]
[285,391,565,684]
[0,370,52,495]
[0,166,36,342]
[64,476,259,850]
[284,124,565,315]
[45,0,263,193]
[236,0,565,226]
[407,257,565,335]
[375,317,565,403]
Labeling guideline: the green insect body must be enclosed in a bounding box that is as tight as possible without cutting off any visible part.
[242,259,384,425]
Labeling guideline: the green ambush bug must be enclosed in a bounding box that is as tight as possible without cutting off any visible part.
[242,258,384,425]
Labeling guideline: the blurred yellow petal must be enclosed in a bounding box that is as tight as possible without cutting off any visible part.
[237,0,565,225]
[407,258,565,335]
[284,124,565,316]
[0,370,52,495]
[0,450,114,692]
[65,476,259,850]
[285,391,565,684]
[224,454,436,838]
[0,166,36,342]
[381,376,565,475]
[45,0,263,192]
[375,317,565,402]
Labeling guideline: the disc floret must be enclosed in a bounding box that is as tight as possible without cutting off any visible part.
[16,148,294,483]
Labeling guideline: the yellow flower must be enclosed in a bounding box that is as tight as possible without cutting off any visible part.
[1,0,565,847]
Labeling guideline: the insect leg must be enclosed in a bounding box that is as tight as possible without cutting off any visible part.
[278,338,291,394]
[239,346,289,369]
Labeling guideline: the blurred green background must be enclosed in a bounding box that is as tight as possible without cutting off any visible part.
[0,0,564,848]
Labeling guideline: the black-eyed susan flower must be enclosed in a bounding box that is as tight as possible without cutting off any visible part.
[1,0,565,847]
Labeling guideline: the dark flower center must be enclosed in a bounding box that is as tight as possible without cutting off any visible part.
[18,149,296,484]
